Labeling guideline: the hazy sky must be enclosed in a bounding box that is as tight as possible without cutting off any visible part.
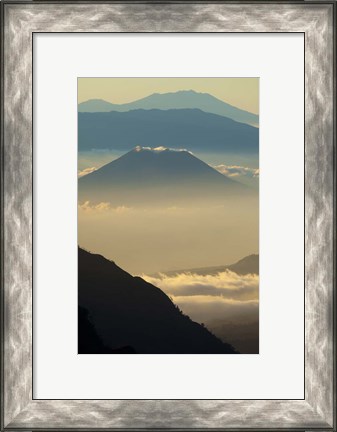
[78,78,259,114]
[78,198,258,275]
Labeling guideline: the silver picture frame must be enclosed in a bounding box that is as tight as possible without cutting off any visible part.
[1,1,336,430]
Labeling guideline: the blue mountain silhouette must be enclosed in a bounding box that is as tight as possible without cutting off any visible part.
[78,90,258,126]
[78,147,251,206]
[78,108,258,155]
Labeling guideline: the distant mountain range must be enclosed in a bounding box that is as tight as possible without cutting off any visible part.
[78,108,258,155]
[78,247,237,354]
[160,254,259,277]
[78,90,259,127]
[78,146,251,205]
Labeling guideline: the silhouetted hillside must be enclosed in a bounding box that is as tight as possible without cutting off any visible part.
[78,108,258,154]
[78,248,237,354]
[78,307,136,354]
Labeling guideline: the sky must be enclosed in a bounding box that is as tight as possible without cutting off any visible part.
[78,198,259,275]
[78,77,259,114]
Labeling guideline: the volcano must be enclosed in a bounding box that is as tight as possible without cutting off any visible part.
[78,147,250,206]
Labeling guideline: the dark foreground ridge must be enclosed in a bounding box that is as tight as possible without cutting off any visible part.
[78,247,237,354]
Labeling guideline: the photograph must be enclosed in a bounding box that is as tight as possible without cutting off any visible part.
[77,78,259,354]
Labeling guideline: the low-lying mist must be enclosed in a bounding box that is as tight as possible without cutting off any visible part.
[143,270,258,301]
[78,197,258,275]
[142,271,259,353]
[78,197,259,353]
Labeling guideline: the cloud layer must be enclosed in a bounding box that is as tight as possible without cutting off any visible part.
[214,164,259,178]
[79,201,132,213]
[78,167,97,177]
[134,146,192,154]
[142,271,259,341]
[143,271,259,301]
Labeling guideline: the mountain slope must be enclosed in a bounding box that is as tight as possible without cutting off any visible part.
[78,247,237,354]
[161,254,259,277]
[78,108,259,154]
[78,147,250,205]
[78,307,137,354]
[228,254,259,275]
[78,90,258,126]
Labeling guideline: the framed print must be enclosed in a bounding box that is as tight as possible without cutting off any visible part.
[1,1,336,431]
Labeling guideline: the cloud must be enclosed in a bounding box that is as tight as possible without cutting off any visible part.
[79,201,132,213]
[214,165,259,178]
[78,201,194,215]
[134,146,193,154]
[142,271,259,325]
[78,167,97,177]
[142,270,259,301]
[79,201,111,211]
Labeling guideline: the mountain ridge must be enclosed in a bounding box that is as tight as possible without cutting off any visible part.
[78,247,237,354]
[78,90,258,126]
[78,147,251,205]
[156,254,259,277]
[78,108,259,154]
